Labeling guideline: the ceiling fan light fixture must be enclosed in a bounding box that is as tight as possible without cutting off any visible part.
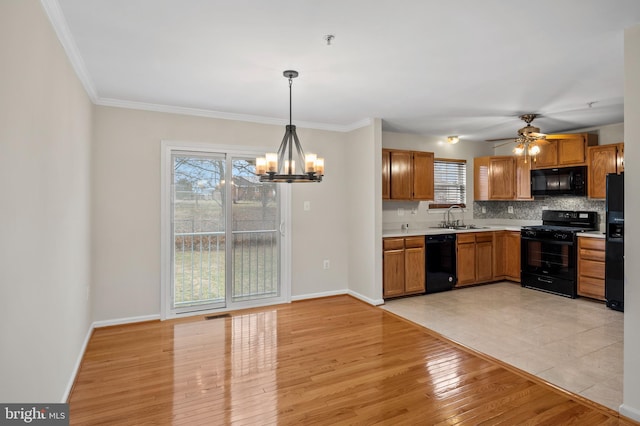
[447,136,459,144]
[513,144,525,155]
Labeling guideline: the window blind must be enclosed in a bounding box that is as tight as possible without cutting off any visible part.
[432,159,466,207]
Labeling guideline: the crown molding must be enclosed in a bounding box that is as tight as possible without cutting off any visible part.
[96,97,373,133]
[40,0,98,102]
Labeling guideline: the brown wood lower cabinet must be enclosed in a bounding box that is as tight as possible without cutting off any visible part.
[493,231,521,282]
[383,236,425,298]
[383,231,521,297]
[456,232,493,287]
[577,237,605,301]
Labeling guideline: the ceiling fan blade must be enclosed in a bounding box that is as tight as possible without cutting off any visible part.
[492,140,517,148]
[529,132,547,138]
[485,137,516,142]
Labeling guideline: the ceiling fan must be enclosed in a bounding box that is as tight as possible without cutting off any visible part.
[487,113,549,163]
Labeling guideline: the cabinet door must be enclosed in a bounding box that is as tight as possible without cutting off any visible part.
[505,231,521,282]
[412,151,434,200]
[382,150,390,200]
[474,157,490,201]
[558,135,587,165]
[390,151,412,200]
[515,156,532,200]
[493,231,507,279]
[489,157,515,199]
[404,242,426,294]
[476,238,493,283]
[617,143,624,172]
[588,145,618,199]
[456,241,476,286]
[533,140,558,168]
[383,248,405,298]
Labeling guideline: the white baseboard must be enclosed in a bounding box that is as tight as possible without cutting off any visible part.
[291,289,384,306]
[620,404,640,422]
[291,289,348,301]
[61,322,94,403]
[93,314,161,328]
[348,289,385,306]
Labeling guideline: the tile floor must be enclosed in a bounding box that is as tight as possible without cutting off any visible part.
[381,281,624,411]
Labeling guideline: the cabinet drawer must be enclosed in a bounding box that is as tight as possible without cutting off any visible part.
[475,233,493,243]
[580,248,605,262]
[580,259,605,279]
[405,236,425,248]
[457,234,475,244]
[383,238,404,251]
[578,275,605,300]
[579,237,605,251]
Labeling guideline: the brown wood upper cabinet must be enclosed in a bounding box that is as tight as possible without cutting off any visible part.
[382,149,434,201]
[532,133,598,169]
[474,156,531,200]
[588,143,624,199]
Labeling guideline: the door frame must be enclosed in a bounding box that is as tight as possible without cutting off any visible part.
[160,140,291,320]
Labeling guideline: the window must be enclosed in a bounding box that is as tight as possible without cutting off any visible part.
[430,158,466,209]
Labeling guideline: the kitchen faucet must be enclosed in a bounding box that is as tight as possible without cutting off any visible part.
[446,205,464,228]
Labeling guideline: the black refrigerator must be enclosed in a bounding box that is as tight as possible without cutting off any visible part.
[605,172,624,311]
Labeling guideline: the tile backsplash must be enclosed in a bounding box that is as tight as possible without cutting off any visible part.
[474,197,606,227]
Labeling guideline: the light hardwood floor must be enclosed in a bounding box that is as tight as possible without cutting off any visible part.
[69,296,635,425]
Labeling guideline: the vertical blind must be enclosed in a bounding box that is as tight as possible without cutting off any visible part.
[433,159,467,206]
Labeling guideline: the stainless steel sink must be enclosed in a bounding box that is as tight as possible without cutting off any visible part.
[428,224,489,230]
[453,225,489,230]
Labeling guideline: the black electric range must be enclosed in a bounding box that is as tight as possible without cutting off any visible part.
[521,210,598,298]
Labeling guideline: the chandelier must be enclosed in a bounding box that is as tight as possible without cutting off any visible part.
[255,70,324,183]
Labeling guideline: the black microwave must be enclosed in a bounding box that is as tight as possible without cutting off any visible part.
[531,166,587,196]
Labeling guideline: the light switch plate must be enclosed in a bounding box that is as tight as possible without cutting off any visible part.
[304,201,311,211]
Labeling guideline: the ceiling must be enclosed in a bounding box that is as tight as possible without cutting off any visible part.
[49,0,640,142]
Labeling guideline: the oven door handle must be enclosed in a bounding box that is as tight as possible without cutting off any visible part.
[521,236,574,245]
[537,277,554,284]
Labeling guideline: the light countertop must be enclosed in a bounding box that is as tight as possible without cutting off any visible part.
[578,231,606,239]
[383,226,607,239]
[383,225,522,238]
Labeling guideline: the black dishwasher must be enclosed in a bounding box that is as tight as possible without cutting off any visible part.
[425,234,457,293]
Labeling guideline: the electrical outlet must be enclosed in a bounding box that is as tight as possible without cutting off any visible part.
[481,206,486,214]
[303,201,311,211]
[397,208,404,216]
[542,205,549,210]
[323,259,330,270]
[508,206,514,214]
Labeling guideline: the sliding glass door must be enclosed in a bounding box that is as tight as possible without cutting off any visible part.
[164,147,286,316]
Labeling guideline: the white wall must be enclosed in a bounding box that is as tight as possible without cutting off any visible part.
[91,106,352,321]
[381,132,494,229]
[0,0,93,402]
[346,119,383,304]
[621,23,640,421]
